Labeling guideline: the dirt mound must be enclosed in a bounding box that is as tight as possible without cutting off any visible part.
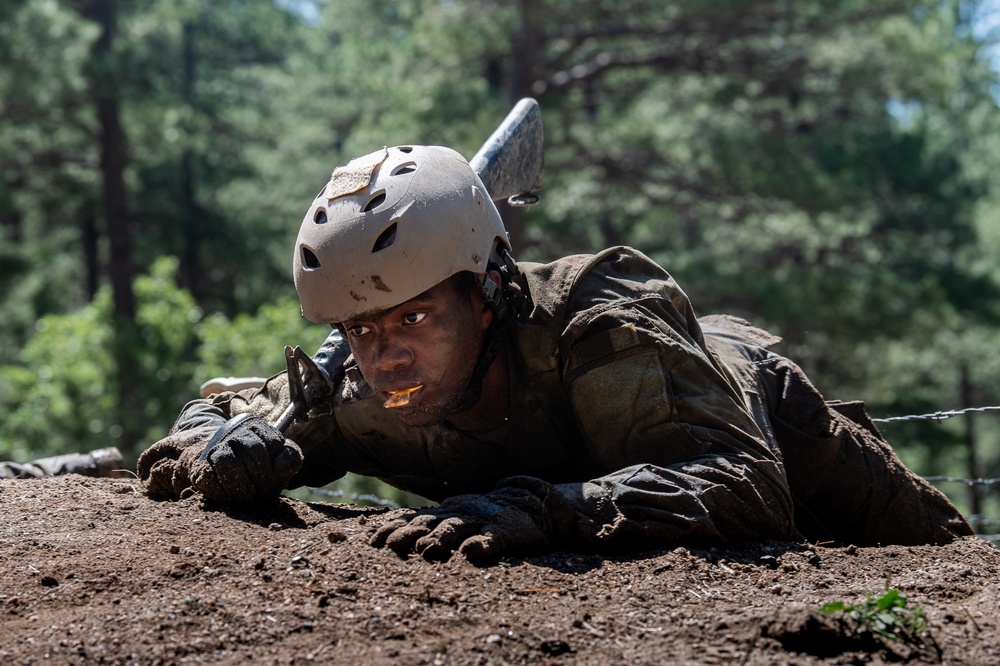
[1,476,997,665]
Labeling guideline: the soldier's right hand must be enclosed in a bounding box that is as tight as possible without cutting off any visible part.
[188,415,303,504]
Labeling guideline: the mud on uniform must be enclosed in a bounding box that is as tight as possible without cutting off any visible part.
[141,247,971,547]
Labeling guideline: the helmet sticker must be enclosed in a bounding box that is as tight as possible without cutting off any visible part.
[326,148,389,201]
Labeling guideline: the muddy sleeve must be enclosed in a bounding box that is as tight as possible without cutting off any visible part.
[555,253,798,545]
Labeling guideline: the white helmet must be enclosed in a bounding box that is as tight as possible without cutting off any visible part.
[293,145,512,324]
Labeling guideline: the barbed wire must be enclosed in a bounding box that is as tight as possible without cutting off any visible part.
[872,405,1000,423]
[305,486,401,508]
[875,404,1000,540]
[966,514,1000,527]
[923,476,1000,487]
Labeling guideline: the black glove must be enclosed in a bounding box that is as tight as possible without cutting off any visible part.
[139,414,303,505]
[188,414,303,504]
[138,426,214,499]
[370,477,577,564]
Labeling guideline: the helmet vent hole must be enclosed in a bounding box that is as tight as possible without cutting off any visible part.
[398,146,413,153]
[363,192,387,212]
[301,247,321,269]
[391,162,417,176]
[372,223,397,253]
[313,209,328,224]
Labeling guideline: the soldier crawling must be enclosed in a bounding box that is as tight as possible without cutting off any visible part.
[137,145,972,563]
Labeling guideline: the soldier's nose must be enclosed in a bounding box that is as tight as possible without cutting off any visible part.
[372,335,413,372]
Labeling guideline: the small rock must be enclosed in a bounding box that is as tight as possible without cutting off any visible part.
[539,639,571,656]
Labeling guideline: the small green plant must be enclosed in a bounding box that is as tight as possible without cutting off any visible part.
[820,584,927,641]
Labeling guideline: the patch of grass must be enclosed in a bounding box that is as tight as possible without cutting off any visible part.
[820,584,927,641]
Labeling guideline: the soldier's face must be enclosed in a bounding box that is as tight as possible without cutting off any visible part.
[342,276,493,427]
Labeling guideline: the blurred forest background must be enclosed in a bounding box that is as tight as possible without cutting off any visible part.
[3,0,1000,535]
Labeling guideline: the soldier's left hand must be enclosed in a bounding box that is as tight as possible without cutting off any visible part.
[369,477,576,564]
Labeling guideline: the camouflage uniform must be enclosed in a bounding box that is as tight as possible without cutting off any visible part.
[1,448,125,480]
[140,247,971,547]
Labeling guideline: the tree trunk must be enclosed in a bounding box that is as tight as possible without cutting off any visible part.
[85,0,142,453]
[88,0,135,319]
[1,175,24,244]
[82,212,100,300]
[179,20,205,302]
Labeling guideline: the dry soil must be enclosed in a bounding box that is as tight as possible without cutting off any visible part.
[1,476,997,665]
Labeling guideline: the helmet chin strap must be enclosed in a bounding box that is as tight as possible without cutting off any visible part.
[451,246,530,415]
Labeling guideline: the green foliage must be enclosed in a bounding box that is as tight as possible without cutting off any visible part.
[0,257,321,462]
[0,288,116,462]
[122,0,309,315]
[821,586,928,642]
[197,300,323,381]
[0,258,190,458]
[0,0,99,358]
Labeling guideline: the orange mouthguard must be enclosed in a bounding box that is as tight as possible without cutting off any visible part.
[384,385,423,408]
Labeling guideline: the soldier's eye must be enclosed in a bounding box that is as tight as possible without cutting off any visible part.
[346,324,370,337]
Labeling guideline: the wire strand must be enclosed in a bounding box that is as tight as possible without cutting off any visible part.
[922,476,1000,487]
[872,405,1000,423]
